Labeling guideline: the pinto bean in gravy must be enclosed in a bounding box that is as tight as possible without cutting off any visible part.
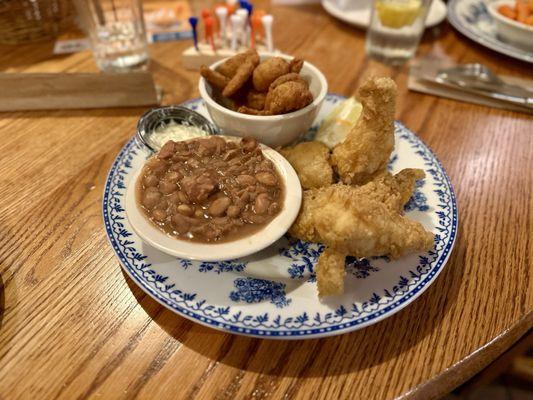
[136,136,284,243]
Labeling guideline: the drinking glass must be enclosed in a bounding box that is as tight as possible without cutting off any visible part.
[365,0,433,65]
[74,0,149,72]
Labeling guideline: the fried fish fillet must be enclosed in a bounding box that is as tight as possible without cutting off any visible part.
[331,77,397,185]
[356,168,426,213]
[290,173,433,260]
[316,247,346,297]
[390,168,426,207]
[309,168,428,296]
[279,141,334,189]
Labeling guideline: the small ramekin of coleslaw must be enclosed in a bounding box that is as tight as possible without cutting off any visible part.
[136,106,220,153]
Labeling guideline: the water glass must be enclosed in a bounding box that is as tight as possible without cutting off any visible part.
[74,0,149,72]
[365,0,433,65]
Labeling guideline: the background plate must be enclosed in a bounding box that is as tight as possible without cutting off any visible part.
[102,95,458,339]
[448,0,533,63]
[321,0,448,29]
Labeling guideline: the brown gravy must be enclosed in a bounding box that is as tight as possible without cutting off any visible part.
[136,136,284,243]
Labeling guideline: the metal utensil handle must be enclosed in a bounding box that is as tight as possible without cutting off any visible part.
[431,77,533,111]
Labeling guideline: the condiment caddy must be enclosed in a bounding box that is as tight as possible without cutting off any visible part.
[182,0,279,70]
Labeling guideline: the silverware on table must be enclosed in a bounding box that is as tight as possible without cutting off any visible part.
[436,63,533,109]
[409,56,533,113]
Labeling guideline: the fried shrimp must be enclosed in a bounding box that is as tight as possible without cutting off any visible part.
[264,81,313,114]
[222,60,256,97]
[216,49,260,78]
[200,65,230,90]
[252,57,291,92]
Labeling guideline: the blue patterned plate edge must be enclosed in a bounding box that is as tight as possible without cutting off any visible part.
[447,0,533,63]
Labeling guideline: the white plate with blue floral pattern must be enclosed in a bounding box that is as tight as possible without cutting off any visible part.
[103,95,458,339]
[448,0,533,63]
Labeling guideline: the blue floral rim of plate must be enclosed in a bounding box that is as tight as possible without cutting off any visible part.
[448,0,533,63]
[102,94,458,339]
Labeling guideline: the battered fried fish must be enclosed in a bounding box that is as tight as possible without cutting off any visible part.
[289,173,433,260]
[279,141,334,189]
[316,247,346,297]
[310,169,427,297]
[389,168,425,208]
[331,77,397,185]
[356,168,426,213]
[308,169,428,297]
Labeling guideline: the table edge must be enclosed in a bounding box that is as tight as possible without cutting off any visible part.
[398,311,533,400]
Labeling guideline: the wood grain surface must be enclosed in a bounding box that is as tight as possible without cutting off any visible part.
[0,3,532,400]
[0,72,158,111]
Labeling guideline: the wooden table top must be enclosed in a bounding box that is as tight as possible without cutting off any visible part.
[0,3,531,400]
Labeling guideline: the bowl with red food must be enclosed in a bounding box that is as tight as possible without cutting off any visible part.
[125,135,302,261]
[198,50,328,148]
[488,0,533,50]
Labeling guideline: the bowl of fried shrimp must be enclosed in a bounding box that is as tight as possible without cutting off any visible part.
[199,52,328,148]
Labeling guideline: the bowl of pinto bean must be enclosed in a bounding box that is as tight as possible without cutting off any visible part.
[199,53,328,148]
[125,135,302,261]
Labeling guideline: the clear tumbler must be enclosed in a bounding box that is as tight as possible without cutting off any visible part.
[74,0,149,72]
[365,0,433,65]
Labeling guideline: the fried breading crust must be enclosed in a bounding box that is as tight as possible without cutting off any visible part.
[279,141,334,189]
[245,90,267,110]
[316,247,346,297]
[264,81,313,115]
[237,105,271,115]
[200,65,230,90]
[331,77,397,185]
[390,168,425,207]
[289,174,433,259]
[357,168,426,212]
[222,60,255,97]
[216,49,260,78]
[252,57,291,92]
[289,58,304,73]
[269,72,308,90]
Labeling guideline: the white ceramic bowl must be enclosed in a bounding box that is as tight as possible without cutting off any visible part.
[488,1,533,51]
[198,54,328,148]
[125,139,302,261]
